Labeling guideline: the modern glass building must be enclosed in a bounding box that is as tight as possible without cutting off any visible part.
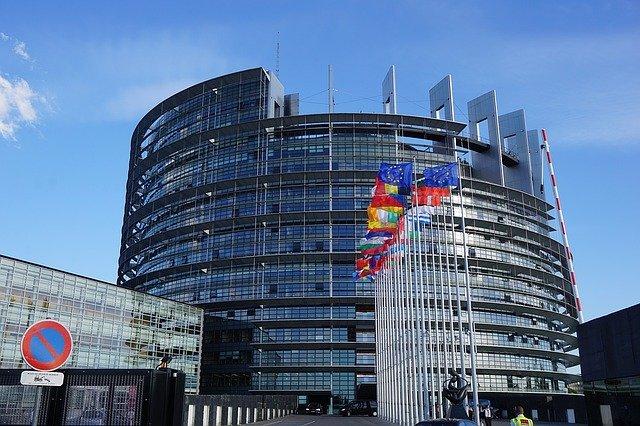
[0,254,203,393]
[118,67,582,415]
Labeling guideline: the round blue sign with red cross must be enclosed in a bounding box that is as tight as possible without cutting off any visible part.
[21,320,73,372]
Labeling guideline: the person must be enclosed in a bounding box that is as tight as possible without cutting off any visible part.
[510,406,533,426]
[483,405,492,426]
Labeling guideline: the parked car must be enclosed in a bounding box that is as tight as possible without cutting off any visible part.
[416,420,476,426]
[339,400,378,417]
[304,402,323,415]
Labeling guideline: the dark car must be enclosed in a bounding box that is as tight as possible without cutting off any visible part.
[304,402,323,415]
[416,420,476,426]
[339,400,378,417]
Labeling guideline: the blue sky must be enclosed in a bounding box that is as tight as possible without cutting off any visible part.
[0,1,638,320]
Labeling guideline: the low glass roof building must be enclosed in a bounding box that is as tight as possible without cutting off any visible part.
[0,255,203,393]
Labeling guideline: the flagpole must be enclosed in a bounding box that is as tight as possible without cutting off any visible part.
[377,270,387,420]
[391,251,399,424]
[394,243,407,424]
[379,270,386,420]
[457,159,480,424]
[402,213,419,425]
[382,268,391,422]
[423,217,436,419]
[385,269,392,421]
[387,267,395,422]
[449,190,467,382]
[411,159,426,422]
[442,196,458,378]
[374,274,380,415]
[390,254,397,423]
[418,205,436,419]
[403,217,415,426]
[541,129,584,323]
[416,210,433,420]
[435,204,450,416]
[429,214,443,418]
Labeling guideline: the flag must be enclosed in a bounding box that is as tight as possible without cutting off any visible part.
[407,205,434,224]
[368,220,398,231]
[353,274,374,282]
[388,243,405,256]
[353,269,373,280]
[366,225,399,235]
[358,236,388,250]
[377,162,413,191]
[371,177,399,196]
[372,177,411,196]
[367,207,401,224]
[370,194,406,208]
[423,162,459,187]
[412,186,447,206]
[365,230,394,239]
[355,258,369,270]
[361,245,388,256]
[369,255,385,273]
[370,205,404,215]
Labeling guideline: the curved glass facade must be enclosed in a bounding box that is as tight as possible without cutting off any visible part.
[119,68,580,404]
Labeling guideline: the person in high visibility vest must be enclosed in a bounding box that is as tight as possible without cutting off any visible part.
[510,406,533,426]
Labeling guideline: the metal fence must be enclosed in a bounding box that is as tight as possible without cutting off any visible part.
[0,368,184,425]
[184,394,297,426]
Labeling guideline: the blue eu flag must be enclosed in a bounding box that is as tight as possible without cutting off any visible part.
[423,162,459,187]
[377,162,413,191]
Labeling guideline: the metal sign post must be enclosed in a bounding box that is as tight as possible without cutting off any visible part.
[20,319,73,425]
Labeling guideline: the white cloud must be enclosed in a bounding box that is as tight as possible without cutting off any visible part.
[105,79,201,121]
[0,32,33,62]
[87,31,239,121]
[13,41,31,62]
[0,75,41,140]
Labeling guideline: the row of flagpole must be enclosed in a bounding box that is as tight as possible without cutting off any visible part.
[360,159,481,425]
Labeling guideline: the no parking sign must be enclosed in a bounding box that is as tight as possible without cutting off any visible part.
[21,319,73,372]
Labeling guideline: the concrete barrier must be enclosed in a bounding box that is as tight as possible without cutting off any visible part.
[216,406,222,426]
[187,405,195,426]
[184,394,296,425]
[203,406,210,425]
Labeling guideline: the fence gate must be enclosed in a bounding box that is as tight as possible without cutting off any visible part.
[0,368,185,425]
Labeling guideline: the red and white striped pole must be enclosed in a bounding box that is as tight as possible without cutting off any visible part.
[541,129,584,323]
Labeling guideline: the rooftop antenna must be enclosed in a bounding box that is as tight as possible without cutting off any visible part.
[275,31,280,77]
[328,64,334,113]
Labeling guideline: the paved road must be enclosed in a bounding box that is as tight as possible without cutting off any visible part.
[254,415,584,426]
[254,414,393,425]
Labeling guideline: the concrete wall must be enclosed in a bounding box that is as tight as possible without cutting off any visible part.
[468,90,504,185]
[382,65,397,114]
[184,394,297,426]
[429,74,455,121]
[267,71,285,118]
[528,129,545,199]
[499,109,534,194]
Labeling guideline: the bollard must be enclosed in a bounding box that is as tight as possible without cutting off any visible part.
[187,405,195,426]
[246,407,250,423]
[203,405,210,426]
[253,407,258,423]
[216,406,222,426]
[227,406,233,425]
[237,407,242,424]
